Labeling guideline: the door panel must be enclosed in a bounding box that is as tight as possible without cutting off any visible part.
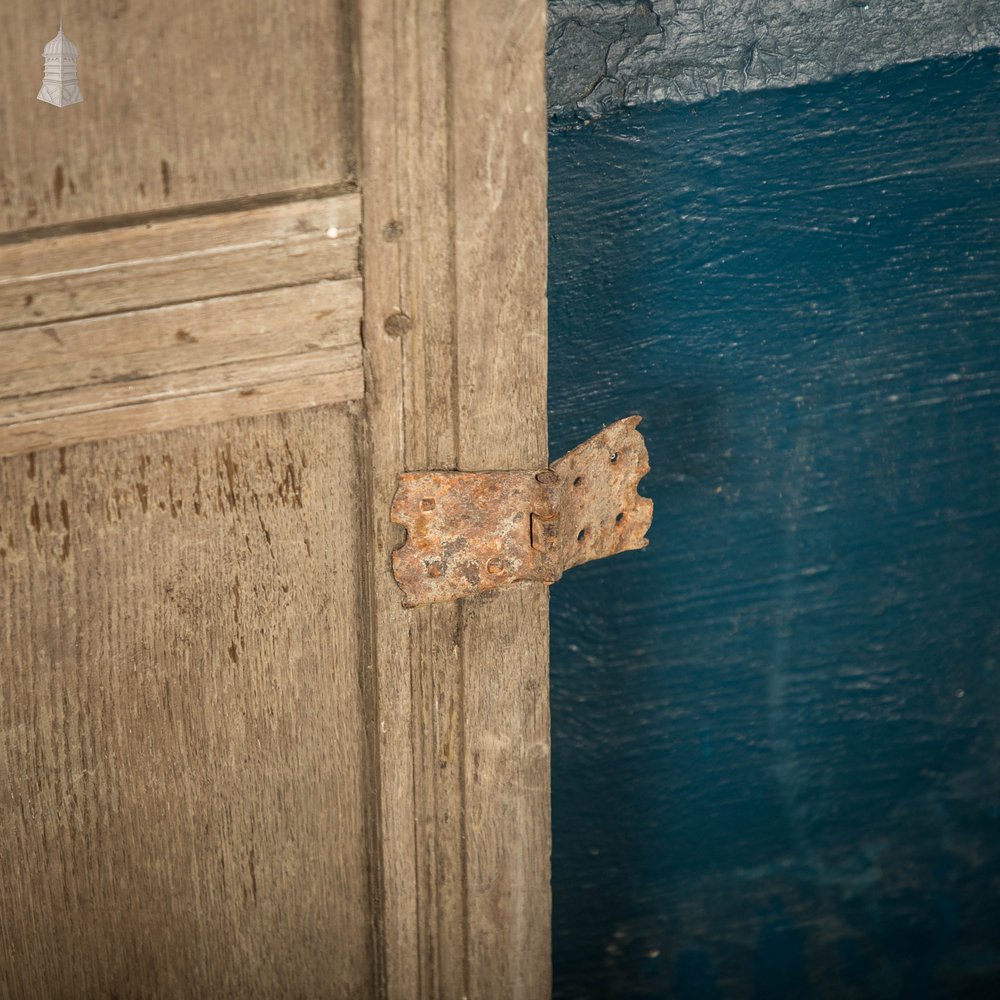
[0,1,356,232]
[0,0,551,995]
[0,404,374,997]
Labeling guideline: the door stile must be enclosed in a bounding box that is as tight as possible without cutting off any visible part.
[356,0,551,996]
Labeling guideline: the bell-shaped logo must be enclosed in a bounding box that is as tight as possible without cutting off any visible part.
[37,21,83,107]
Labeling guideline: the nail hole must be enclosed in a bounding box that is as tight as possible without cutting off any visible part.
[573,476,583,487]
[420,497,435,512]
[615,512,624,524]
[610,452,619,463]
[577,529,586,541]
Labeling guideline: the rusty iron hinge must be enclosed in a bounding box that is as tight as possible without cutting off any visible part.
[390,416,653,607]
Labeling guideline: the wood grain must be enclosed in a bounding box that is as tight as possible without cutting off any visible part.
[0,0,356,232]
[5,350,361,424]
[0,197,363,457]
[357,0,551,996]
[0,403,376,998]
[0,364,364,457]
[2,1,381,995]
[450,10,551,990]
[0,193,361,330]
[1,281,361,386]
[1,0,551,991]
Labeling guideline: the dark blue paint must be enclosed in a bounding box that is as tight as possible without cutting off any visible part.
[548,51,1000,999]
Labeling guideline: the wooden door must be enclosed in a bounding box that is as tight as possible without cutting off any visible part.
[0,2,549,997]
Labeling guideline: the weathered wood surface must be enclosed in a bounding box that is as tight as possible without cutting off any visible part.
[0,195,362,456]
[0,0,552,993]
[1,282,361,392]
[0,1,356,232]
[0,193,361,330]
[0,283,363,456]
[0,363,364,458]
[1,2,376,995]
[0,405,376,998]
[358,0,551,996]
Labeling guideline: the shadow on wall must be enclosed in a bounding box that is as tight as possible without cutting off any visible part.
[548,50,1000,1000]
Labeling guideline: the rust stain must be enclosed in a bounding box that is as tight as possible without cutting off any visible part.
[391,416,653,607]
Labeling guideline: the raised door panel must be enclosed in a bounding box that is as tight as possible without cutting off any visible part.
[0,405,376,997]
[0,2,374,996]
[0,0,356,232]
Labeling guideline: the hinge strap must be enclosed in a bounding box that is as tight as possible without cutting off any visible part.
[390,416,653,607]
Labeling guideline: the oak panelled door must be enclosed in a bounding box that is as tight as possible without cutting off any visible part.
[0,1,550,996]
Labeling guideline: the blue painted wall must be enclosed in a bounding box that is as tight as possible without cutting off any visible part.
[548,51,1000,999]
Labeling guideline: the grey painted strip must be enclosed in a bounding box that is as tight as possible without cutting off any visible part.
[548,0,1000,118]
